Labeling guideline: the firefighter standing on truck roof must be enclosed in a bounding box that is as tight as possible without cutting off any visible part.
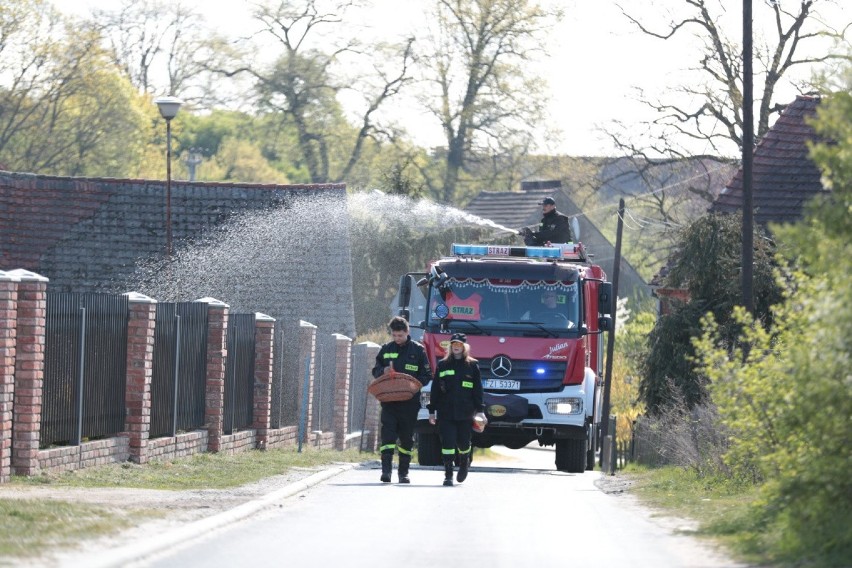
[428,333,486,486]
[372,316,431,484]
[518,196,573,245]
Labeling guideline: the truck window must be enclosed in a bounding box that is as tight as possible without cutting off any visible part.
[428,278,580,332]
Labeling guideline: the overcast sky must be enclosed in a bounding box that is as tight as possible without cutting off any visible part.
[51,0,849,156]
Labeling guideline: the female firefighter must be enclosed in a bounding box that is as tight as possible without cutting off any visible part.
[428,333,486,486]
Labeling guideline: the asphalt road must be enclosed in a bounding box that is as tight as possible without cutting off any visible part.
[140,446,746,568]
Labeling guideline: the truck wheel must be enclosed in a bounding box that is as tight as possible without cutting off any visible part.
[555,439,586,473]
[417,432,442,466]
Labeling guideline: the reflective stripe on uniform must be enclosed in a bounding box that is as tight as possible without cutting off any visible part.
[380,444,396,452]
[461,381,473,388]
[397,446,413,456]
[439,369,455,377]
[383,353,399,359]
[404,364,418,372]
[458,446,471,454]
[442,448,456,455]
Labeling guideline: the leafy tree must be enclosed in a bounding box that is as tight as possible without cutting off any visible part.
[417,0,560,204]
[640,212,782,414]
[693,74,852,563]
[0,2,150,176]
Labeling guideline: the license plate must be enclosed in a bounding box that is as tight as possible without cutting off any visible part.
[482,379,520,390]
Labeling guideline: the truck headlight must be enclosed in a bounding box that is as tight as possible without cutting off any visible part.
[420,391,431,409]
[546,397,583,415]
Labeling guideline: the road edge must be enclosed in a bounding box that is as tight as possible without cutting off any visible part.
[65,464,354,568]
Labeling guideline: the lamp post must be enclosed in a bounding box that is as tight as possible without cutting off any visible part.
[154,96,183,257]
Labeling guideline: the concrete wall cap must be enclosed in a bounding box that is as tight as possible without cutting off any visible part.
[332,333,352,341]
[299,320,317,329]
[356,341,381,348]
[0,270,22,282]
[6,269,49,282]
[123,291,157,304]
[255,312,275,322]
[194,297,229,308]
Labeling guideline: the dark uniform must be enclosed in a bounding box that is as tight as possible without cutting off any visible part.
[371,336,431,482]
[527,208,573,245]
[429,354,484,484]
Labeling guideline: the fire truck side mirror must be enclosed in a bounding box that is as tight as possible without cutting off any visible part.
[598,282,614,315]
[598,316,613,332]
[398,275,412,308]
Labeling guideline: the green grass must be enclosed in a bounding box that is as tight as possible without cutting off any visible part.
[13,447,372,491]
[0,499,135,558]
[625,464,851,567]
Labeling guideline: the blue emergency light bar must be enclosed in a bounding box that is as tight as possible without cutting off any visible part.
[451,243,586,261]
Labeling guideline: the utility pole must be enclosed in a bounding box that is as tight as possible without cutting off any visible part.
[742,0,755,313]
[600,198,624,444]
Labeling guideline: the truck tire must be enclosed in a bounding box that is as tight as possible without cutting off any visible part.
[555,439,586,473]
[417,432,442,466]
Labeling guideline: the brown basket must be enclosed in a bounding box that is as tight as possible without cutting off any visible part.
[367,370,422,402]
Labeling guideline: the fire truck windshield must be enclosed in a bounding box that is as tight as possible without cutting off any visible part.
[427,278,580,334]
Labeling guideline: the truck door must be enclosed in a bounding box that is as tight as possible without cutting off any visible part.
[395,273,428,339]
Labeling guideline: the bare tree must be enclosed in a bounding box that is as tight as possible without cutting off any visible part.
[93,0,222,102]
[614,0,851,158]
[416,0,560,204]
[213,0,413,184]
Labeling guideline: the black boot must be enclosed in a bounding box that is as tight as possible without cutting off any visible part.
[398,453,411,484]
[457,452,469,483]
[443,458,454,486]
[380,453,393,483]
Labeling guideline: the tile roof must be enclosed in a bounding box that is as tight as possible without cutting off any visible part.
[464,189,555,229]
[712,95,826,224]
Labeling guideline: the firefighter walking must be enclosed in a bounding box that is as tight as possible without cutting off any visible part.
[428,333,486,486]
[372,316,431,483]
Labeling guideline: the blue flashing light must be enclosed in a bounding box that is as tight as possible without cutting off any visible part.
[535,368,545,375]
[525,246,560,259]
[450,243,584,260]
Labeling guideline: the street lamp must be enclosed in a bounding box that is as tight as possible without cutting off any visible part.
[154,95,183,257]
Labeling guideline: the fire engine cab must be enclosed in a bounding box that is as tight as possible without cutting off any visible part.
[396,242,613,473]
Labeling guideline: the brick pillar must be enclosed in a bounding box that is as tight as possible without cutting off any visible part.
[252,313,275,450]
[332,333,352,450]
[123,293,157,464]
[9,270,48,476]
[0,271,21,483]
[297,321,317,445]
[355,342,381,452]
[197,298,229,453]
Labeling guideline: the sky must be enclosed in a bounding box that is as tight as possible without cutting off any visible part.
[50,0,850,157]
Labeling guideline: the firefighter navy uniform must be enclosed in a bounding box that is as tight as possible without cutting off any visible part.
[428,354,485,485]
[530,208,573,245]
[371,336,431,483]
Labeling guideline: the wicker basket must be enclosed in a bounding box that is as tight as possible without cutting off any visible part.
[367,370,422,402]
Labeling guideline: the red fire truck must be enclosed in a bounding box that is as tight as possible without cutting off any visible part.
[396,242,613,473]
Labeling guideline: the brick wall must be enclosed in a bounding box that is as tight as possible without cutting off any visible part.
[11,270,48,476]
[125,293,157,464]
[332,334,352,450]
[0,272,19,482]
[0,171,356,341]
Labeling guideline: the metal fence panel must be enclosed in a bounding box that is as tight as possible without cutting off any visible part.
[224,314,256,434]
[41,293,128,447]
[150,302,209,438]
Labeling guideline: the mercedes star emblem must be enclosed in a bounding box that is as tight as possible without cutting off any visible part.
[490,356,512,378]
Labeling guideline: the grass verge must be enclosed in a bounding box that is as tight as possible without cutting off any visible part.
[0,500,136,559]
[13,447,372,491]
[624,464,850,567]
